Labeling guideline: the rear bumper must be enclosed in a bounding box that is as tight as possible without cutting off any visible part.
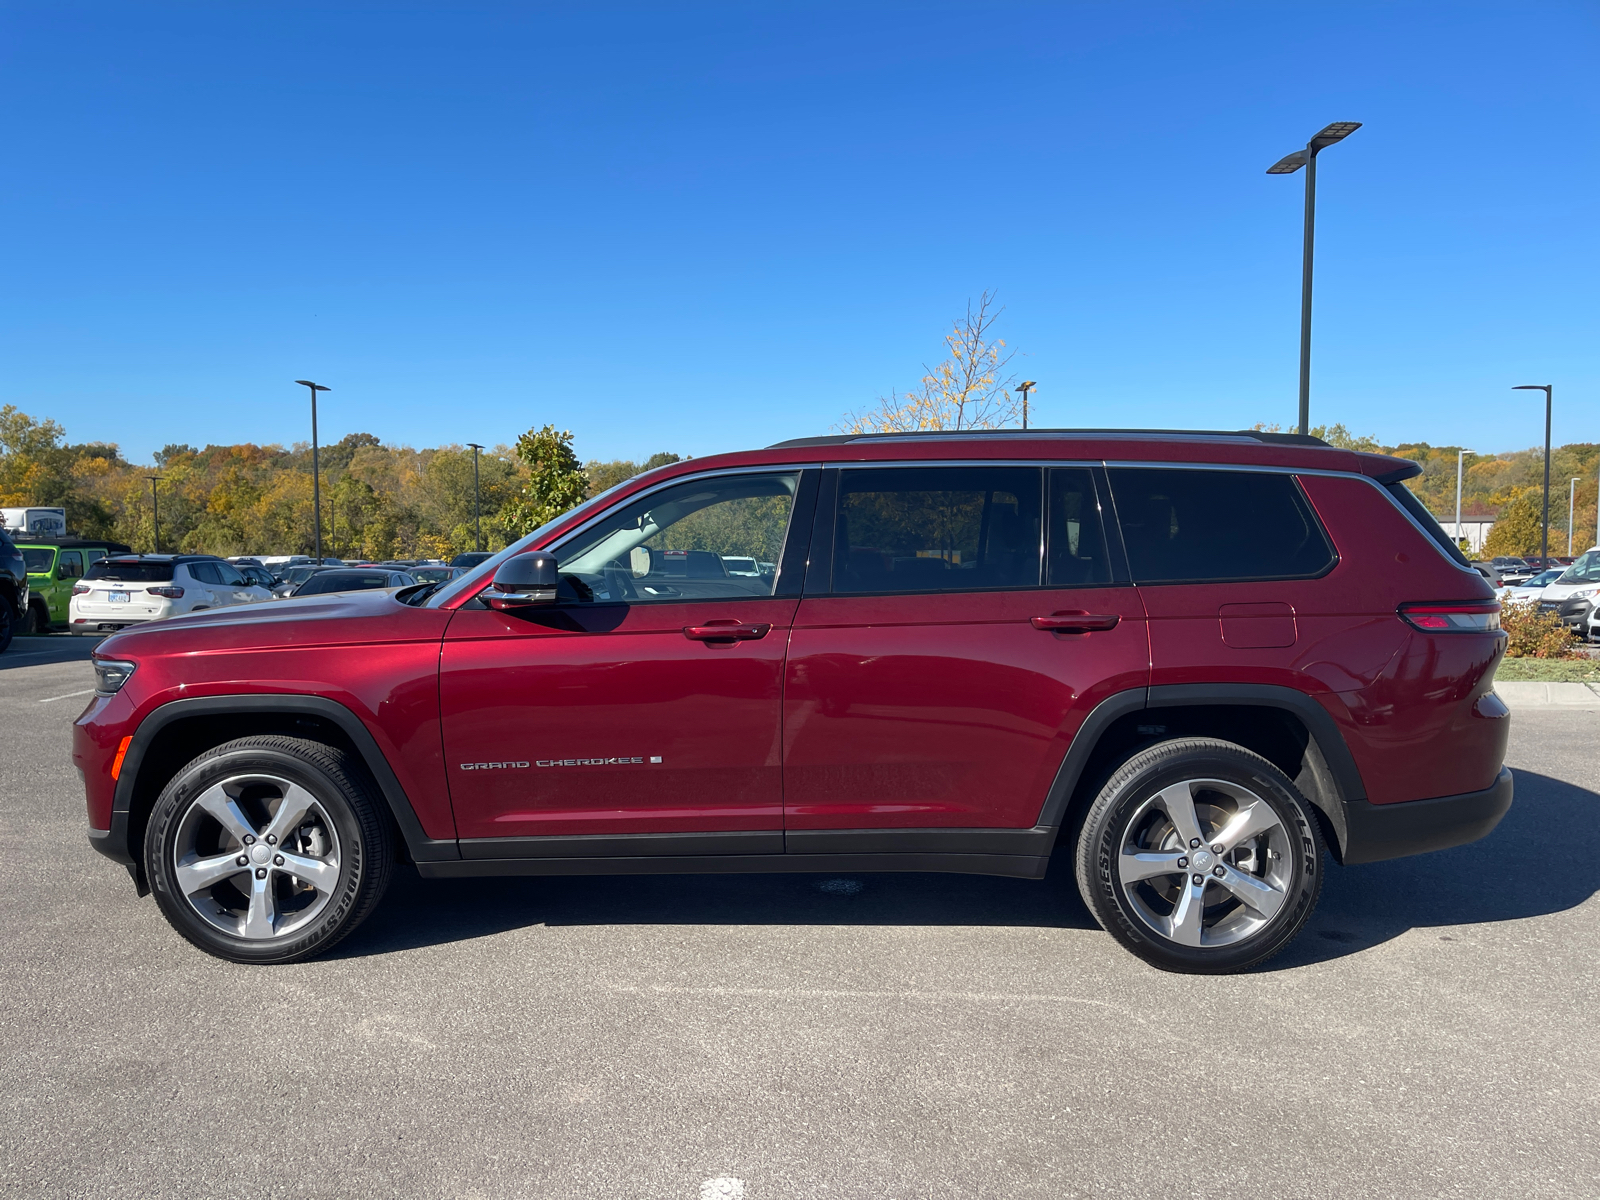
[1340,766,1513,865]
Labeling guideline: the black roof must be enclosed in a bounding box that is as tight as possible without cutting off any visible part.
[767,428,1331,450]
[98,554,222,564]
[9,536,132,551]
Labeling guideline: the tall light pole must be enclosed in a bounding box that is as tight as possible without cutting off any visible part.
[1014,382,1037,431]
[1569,477,1582,556]
[1455,448,1475,554]
[466,442,484,552]
[146,475,162,554]
[1513,385,1553,564]
[1267,121,1362,435]
[294,381,331,563]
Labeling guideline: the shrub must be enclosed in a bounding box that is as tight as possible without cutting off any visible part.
[1499,598,1580,659]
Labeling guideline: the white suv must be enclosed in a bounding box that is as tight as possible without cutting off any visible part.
[70,555,272,633]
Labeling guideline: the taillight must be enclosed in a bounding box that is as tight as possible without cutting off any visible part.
[72,583,90,596]
[146,586,184,598]
[1399,602,1501,632]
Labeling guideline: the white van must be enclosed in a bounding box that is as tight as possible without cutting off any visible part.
[1535,547,1600,623]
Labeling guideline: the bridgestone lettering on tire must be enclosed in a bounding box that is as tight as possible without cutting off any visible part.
[1074,738,1324,974]
[144,736,393,965]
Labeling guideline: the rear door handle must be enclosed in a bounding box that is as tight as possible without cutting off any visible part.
[683,622,772,643]
[1031,612,1120,633]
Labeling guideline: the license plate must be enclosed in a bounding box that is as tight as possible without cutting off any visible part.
[106,591,130,603]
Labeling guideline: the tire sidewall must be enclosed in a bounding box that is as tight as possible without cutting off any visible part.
[145,743,371,964]
[1082,742,1323,973]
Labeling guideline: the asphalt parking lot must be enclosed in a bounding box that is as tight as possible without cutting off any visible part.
[2,644,1596,1199]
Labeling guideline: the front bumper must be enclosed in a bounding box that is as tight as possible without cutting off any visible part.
[1340,766,1513,865]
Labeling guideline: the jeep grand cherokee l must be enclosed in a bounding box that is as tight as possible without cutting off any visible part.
[75,429,1512,973]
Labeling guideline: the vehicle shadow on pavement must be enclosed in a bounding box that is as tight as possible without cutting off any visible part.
[331,767,1598,968]
[0,636,101,671]
[1268,767,1599,970]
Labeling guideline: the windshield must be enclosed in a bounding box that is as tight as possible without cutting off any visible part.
[22,548,55,573]
[1520,570,1563,587]
[84,560,174,582]
[1556,551,1600,584]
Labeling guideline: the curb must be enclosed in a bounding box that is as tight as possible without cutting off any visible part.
[1494,681,1600,710]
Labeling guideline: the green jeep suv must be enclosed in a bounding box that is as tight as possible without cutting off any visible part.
[17,538,131,632]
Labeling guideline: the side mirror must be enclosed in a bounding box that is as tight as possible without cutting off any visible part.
[484,552,559,610]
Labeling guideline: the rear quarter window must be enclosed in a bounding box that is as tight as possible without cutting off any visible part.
[1106,468,1336,584]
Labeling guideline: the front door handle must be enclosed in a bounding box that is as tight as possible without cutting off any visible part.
[1031,611,1120,634]
[683,621,772,643]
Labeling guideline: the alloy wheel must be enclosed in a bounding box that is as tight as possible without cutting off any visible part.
[1115,777,1294,949]
[170,773,343,941]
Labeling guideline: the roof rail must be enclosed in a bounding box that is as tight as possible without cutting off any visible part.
[767,428,1332,450]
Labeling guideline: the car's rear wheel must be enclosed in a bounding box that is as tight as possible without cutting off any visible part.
[143,736,393,964]
[1075,738,1324,974]
[0,595,14,653]
[26,599,51,634]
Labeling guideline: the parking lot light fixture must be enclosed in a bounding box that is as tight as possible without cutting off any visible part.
[1455,449,1475,554]
[1267,121,1362,436]
[467,443,484,552]
[146,475,162,554]
[1014,382,1037,431]
[295,381,331,563]
[1513,385,1553,564]
[1569,477,1582,556]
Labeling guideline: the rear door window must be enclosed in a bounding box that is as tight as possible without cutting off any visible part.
[58,551,84,578]
[832,466,1042,594]
[1107,468,1335,584]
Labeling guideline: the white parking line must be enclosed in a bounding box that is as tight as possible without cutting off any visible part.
[38,689,95,703]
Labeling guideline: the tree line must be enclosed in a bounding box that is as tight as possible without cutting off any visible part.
[0,405,673,560]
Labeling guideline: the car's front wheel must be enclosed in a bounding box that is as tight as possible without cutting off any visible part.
[1075,738,1324,974]
[144,736,393,964]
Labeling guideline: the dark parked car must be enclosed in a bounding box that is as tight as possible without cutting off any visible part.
[450,551,493,570]
[0,529,28,652]
[291,568,418,596]
[77,428,1511,973]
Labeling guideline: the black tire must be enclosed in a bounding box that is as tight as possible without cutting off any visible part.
[144,736,393,964]
[1074,738,1324,974]
[0,595,14,653]
[26,600,51,634]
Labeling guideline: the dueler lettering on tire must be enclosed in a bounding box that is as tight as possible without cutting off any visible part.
[1074,738,1324,974]
[143,735,393,965]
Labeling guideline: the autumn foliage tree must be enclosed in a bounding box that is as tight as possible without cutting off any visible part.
[501,424,590,536]
[840,292,1026,433]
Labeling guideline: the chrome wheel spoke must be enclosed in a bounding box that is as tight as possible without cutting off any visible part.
[1217,864,1286,920]
[244,870,277,939]
[1166,875,1208,946]
[1214,799,1283,853]
[1156,782,1206,848]
[194,784,257,845]
[276,850,338,893]
[175,852,248,896]
[1120,850,1188,882]
[263,783,319,846]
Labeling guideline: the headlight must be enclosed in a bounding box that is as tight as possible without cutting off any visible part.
[1569,589,1597,600]
[92,658,137,696]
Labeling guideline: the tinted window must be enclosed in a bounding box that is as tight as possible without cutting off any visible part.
[187,561,222,584]
[1108,468,1335,584]
[22,548,55,574]
[58,551,84,578]
[833,466,1042,594]
[556,472,799,603]
[1047,468,1113,587]
[84,559,175,582]
[215,562,247,586]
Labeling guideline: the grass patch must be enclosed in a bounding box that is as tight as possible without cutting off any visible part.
[1494,657,1600,682]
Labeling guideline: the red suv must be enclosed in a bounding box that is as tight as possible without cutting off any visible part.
[75,430,1512,973]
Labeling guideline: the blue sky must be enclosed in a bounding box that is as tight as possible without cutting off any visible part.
[2,2,1595,464]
